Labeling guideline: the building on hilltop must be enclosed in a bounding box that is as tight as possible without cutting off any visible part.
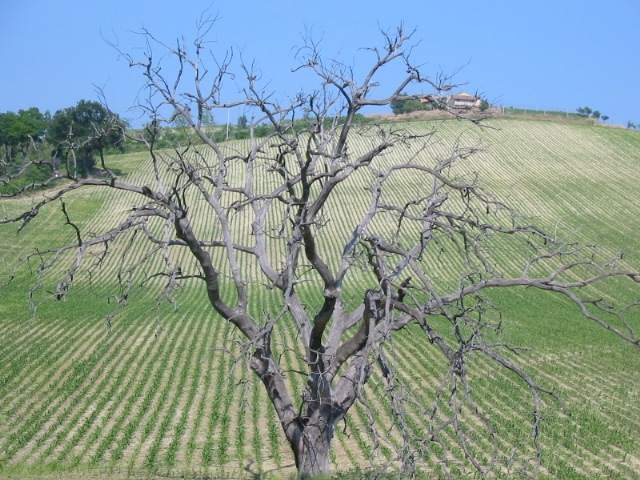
[416,92,482,111]
[449,92,481,109]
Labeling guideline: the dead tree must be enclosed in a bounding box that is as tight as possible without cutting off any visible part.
[2,20,639,477]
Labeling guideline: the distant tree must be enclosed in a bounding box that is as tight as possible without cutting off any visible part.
[0,108,52,193]
[48,100,125,177]
[0,112,19,166]
[628,121,637,130]
[479,98,490,112]
[576,106,593,117]
[601,115,609,122]
[591,110,601,119]
[200,109,215,126]
[0,108,49,165]
[171,107,191,128]
[237,114,248,128]
[390,94,435,115]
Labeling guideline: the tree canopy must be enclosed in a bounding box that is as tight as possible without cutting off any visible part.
[0,108,49,163]
[390,95,434,115]
[47,100,125,177]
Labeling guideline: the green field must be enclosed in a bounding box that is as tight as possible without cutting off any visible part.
[1,118,639,479]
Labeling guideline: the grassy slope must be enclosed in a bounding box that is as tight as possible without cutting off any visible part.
[0,119,639,479]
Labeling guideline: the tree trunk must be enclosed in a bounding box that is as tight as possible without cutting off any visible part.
[292,419,335,478]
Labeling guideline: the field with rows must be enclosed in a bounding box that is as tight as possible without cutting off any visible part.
[1,118,639,479]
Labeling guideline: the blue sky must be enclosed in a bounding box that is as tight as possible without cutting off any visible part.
[1,0,638,125]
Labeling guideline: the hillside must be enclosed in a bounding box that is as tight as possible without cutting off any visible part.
[1,118,639,479]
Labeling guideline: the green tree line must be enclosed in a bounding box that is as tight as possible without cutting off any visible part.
[0,100,126,184]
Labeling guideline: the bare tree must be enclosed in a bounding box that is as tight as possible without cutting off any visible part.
[2,19,639,477]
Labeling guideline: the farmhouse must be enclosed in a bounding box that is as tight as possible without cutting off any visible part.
[449,92,481,109]
[415,92,482,111]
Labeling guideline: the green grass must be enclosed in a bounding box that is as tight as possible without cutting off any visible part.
[502,106,593,121]
[0,118,639,479]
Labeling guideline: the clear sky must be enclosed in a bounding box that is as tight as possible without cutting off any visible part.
[1,0,638,125]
